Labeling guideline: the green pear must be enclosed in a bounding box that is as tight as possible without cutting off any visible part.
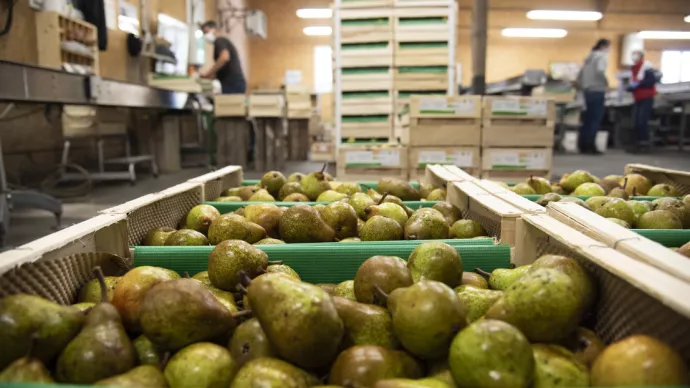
[375,378,451,388]
[432,202,462,226]
[450,220,487,239]
[143,227,176,246]
[551,184,567,195]
[261,171,287,197]
[461,272,488,288]
[301,165,332,200]
[536,193,562,206]
[231,358,318,388]
[527,176,552,194]
[254,237,285,245]
[572,183,605,196]
[72,302,95,313]
[266,264,300,280]
[340,237,361,242]
[322,201,359,240]
[623,173,652,196]
[512,183,537,195]
[208,240,269,291]
[0,339,55,383]
[361,216,404,241]
[637,210,683,229]
[354,256,413,305]
[208,214,267,245]
[419,182,439,199]
[378,178,421,201]
[229,318,276,367]
[365,202,409,228]
[349,192,376,219]
[78,276,120,303]
[595,198,635,226]
[132,335,163,366]
[333,280,357,301]
[603,174,623,182]
[317,190,348,202]
[333,296,399,349]
[278,182,306,201]
[426,189,447,201]
[222,187,242,197]
[585,196,611,212]
[407,242,463,288]
[627,200,652,226]
[335,182,362,196]
[560,170,595,192]
[454,285,503,323]
[95,365,167,387]
[404,209,449,240]
[278,204,336,243]
[653,197,689,227]
[283,193,310,202]
[186,204,221,234]
[248,189,276,202]
[287,172,305,183]
[165,342,237,388]
[164,229,208,246]
[532,344,589,388]
[476,266,531,291]
[213,196,243,202]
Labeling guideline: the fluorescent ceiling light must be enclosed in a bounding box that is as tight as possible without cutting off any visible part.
[638,30,690,40]
[297,8,332,19]
[502,28,568,38]
[303,26,332,36]
[527,10,602,21]
[685,15,690,23]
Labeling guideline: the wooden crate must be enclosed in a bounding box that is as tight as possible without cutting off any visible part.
[395,67,449,91]
[547,201,690,283]
[287,119,311,161]
[393,7,451,42]
[447,181,523,246]
[408,147,480,180]
[187,166,244,202]
[341,91,393,116]
[215,95,247,117]
[215,118,250,168]
[36,11,99,74]
[148,75,203,93]
[249,94,285,118]
[424,164,477,187]
[337,145,408,180]
[340,9,393,44]
[482,96,556,147]
[532,85,576,104]
[625,164,690,195]
[287,94,312,119]
[394,0,453,6]
[310,141,335,162]
[481,147,553,182]
[342,115,394,139]
[340,68,394,92]
[474,179,547,215]
[340,0,393,8]
[394,42,449,67]
[341,42,394,68]
[402,95,482,146]
[515,214,690,358]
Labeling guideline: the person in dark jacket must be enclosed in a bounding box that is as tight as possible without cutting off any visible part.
[627,50,659,153]
[199,21,246,94]
[576,39,611,155]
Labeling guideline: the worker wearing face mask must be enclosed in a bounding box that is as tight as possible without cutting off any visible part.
[627,50,660,153]
[199,21,246,94]
[576,38,611,155]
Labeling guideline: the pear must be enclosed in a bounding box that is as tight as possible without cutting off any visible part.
[248,189,276,202]
[653,197,689,227]
[95,365,167,387]
[165,342,237,388]
[231,358,318,388]
[132,335,163,366]
[349,192,377,219]
[559,197,591,210]
[143,227,176,246]
[56,268,135,384]
[551,184,567,195]
[246,273,344,368]
[585,196,610,212]
[261,171,287,197]
[283,193,310,202]
[0,337,54,383]
[318,284,338,295]
[322,201,359,240]
[186,204,221,234]
[407,242,463,288]
[591,335,688,386]
[485,268,584,342]
[596,178,621,194]
[222,187,242,197]
[405,209,450,240]
[112,266,180,332]
[333,296,399,349]
[140,279,244,350]
[366,201,409,228]
[214,196,243,202]
[361,216,404,241]
[191,271,212,286]
[208,214,267,245]
[426,189,447,201]
[608,185,629,199]
[532,344,589,388]
[607,218,630,228]
[390,281,467,359]
[287,172,305,183]
[512,183,536,195]
[366,188,384,202]
[419,182,439,199]
[278,181,305,200]
[255,238,286,245]
[78,276,120,303]
[449,320,534,388]
[426,359,457,388]
[378,177,421,201]
[266,264,300,280]
[560,327,605,367]
[317,190,348,202]
[527,176,552,194]
[375,378,451,388]
[560,170,595,192]
[164,229,209,246]
[604,174,623,182]
[313,204,328,218]
[301,165,332,200]
[623,173,652,196]
[454,285,502,323]
[475,266,531,291]
[336,182,362,196]
[244,204,283,238]
[237,185,260,200]
[461,272,488,288]
[450,220,486,239]
[279,204,336,243]
[529,254,596,314]
[329,346,423,386]
[572,182,605,196]
[596,198,635,226]
[627,200,652,226]
[229,318,276,367]
[341,237,361,242]
[208,240,269,291]
[536,193,562,206]
[333,280,357,300]
[355,256,413,305]
[72,302,95,313]
[432,202,462,226]
[637,210,683,229]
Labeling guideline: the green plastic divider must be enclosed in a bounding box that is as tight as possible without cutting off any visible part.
[342,67,390,75]
[632,230,690,248]
[342,91,390,99]
[341,19,389,27]
[133,243,509,284]
[398,66,448,74]
[241,180,421,189]
[399,42,448,49]
[398,17,447,25]
[342,115,390,123]
[342,42,389,50]
[397,90,446,98]
[206,201,440,212]
[341,139,390,144]
[522,195,675,202]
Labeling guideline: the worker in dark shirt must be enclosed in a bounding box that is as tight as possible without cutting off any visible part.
[200,21,246,94]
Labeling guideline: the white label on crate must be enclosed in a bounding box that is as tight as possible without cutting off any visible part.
[345,150,400,167]
[418,150,474,167]
[491,99,548,117]
[419,98,475,115]
[491,151,548,170]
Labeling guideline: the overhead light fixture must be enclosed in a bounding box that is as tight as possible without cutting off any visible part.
[638,30,690,40]
[303,26,332,36]
[297,8,332,19]
[527,10,603,21]
[685,15,690,23]
[502,28,568,38]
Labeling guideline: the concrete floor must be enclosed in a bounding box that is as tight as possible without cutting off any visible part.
[5,148,690,248]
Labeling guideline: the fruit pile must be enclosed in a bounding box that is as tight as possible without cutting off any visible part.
[2,242,687,387]
[143,178,484,246]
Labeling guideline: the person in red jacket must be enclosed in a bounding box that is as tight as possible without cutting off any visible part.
[627,50,659,153]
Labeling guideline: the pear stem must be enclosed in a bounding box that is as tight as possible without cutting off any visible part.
[623,178,628,190]
[26,333,38,359]
[93,266,108,303]
[232,310,253,319]
[632,186,637,197]
[373,284,389,305]
[160,352,171,370]
[474,268,492,278]
[256,267,267,275]
[239,270,253,287]
[236,284,248,295]
[377,193,389,205]
[267,260,283,265]
[183,272,190,279]
[320,163,327,174]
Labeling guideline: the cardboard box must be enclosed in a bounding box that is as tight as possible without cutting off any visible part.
[287,94,312,119]
[481,147,553,182]
[401,95,482,146]
[249,94,285,118]
[337,145,408,180]
[408,147,480,180]
[481,96,556,147]
[342,116,393,139]
[310,141,335,162]
[215,95,247,117]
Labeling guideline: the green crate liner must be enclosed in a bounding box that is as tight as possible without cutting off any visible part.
[342,42,390,50]
[241,180,421,189]
[398,66,448,74]
[399,42,448,49]
[342,67,390,75]
[342,91,391,99]
[133,243,509,284]
[341,19,389,27]
[632,229,690,248]
[398,17,447,26]
[342,115,390,123]
[206,200,441,212]
[398,90,446,98]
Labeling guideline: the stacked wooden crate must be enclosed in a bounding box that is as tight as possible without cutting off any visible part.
[286,86,312,161]
[404,95,482,180]
[337,143,408,181]
[481,96,556,181]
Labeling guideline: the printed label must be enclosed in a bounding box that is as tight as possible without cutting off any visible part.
[491,99,548,117]
[490,151,548,170]
[418,150,474,167]
[345,149,400,167]
[419,98,476,115]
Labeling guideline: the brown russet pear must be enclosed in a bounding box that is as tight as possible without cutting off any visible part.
[329,346,423,386]
[378,178,421,201]
[279,204,336,243]
[208,214,267,245]
[354,256,413,305]
[244,203,283,238]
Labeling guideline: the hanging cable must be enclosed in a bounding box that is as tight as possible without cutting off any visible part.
[0,0,16,37]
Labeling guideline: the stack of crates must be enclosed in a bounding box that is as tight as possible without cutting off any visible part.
[480,96,556,182]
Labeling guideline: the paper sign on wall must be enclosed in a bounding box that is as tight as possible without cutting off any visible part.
[104,0,116,29]
[417,150,474,167]
[346,149,400,167]
[491,99,547,117]
[285,70,303,86]
[491,151,548,170]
